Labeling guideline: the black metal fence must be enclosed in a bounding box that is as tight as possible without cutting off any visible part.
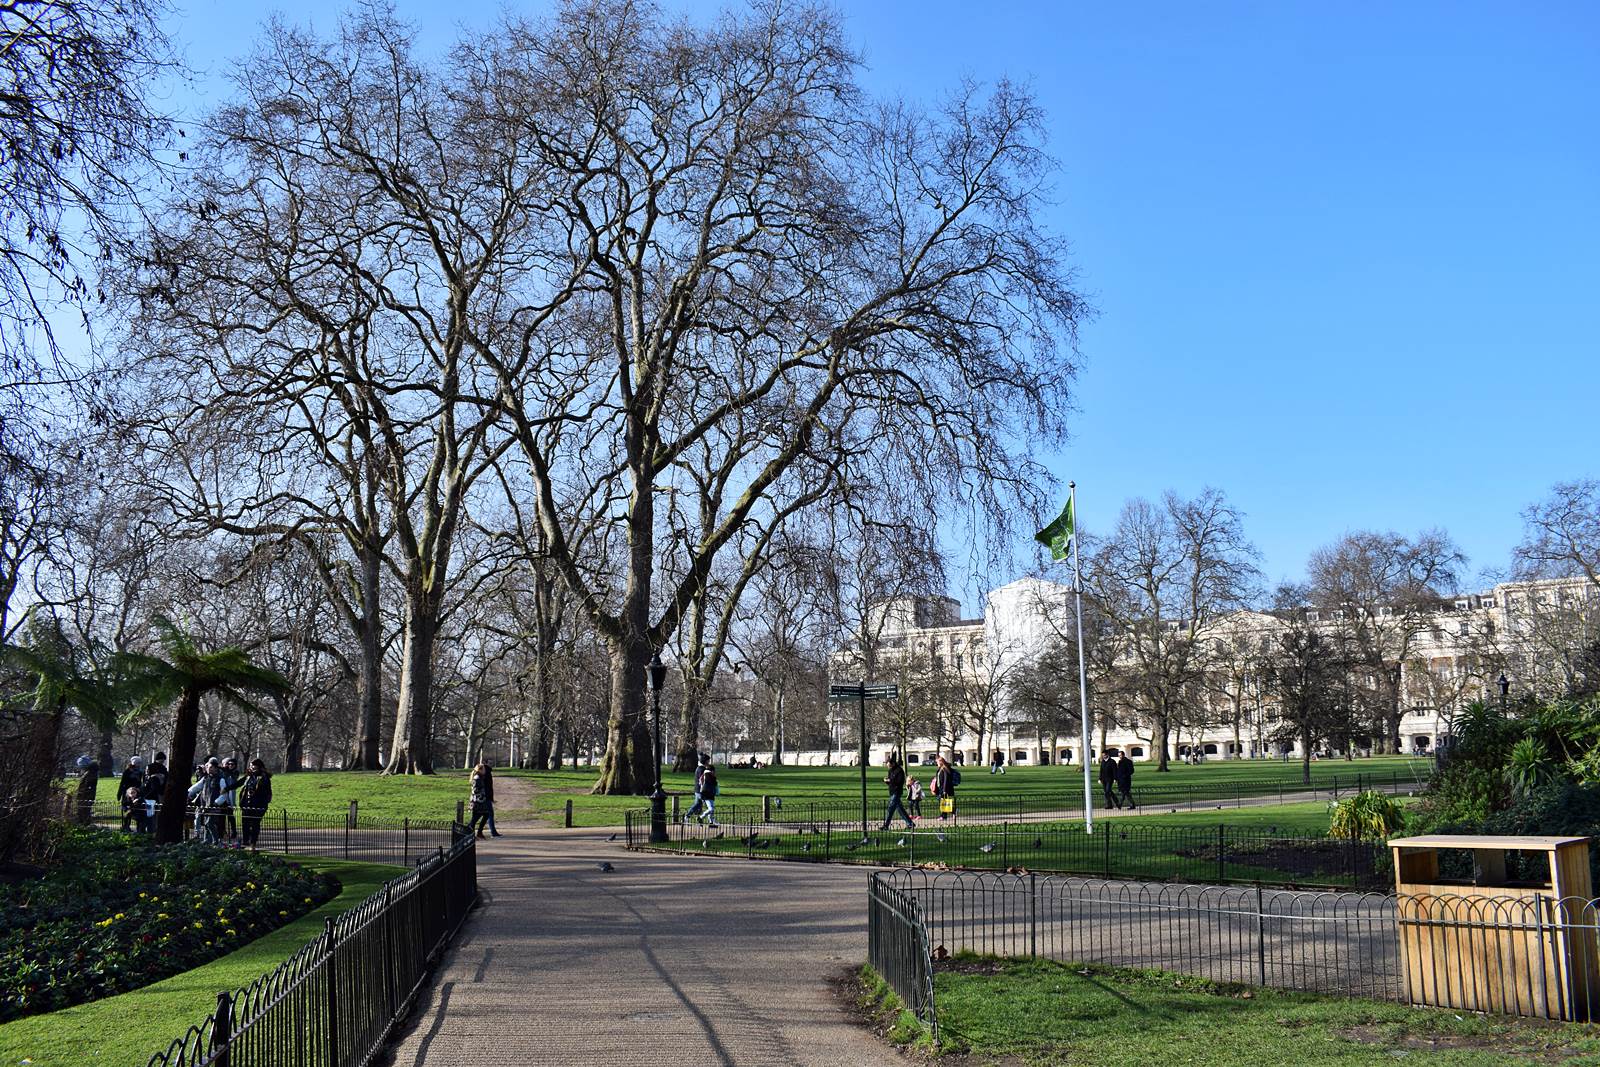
[144,826,478,1067]
[867,869,1600,1035]
[628,810,1389,889]
[723,768,1426,831]
[92,802,457,867]
[867,873,936,1039]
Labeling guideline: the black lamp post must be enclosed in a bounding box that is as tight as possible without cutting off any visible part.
[1498,672,1510,714]
[649,650,669,844]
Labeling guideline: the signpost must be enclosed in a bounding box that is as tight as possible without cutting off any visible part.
[828,681,899,838]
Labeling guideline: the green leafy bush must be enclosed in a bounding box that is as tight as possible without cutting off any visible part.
[0,828,336,1022]
[1328,790,1408,840]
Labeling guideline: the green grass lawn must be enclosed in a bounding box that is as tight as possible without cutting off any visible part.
[872,958,1600,1066]
[0,857,402,1067]
[94,755,1430,828]
[649,799,1405,887]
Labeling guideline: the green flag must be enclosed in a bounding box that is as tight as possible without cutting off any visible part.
[1035,497,1074,561]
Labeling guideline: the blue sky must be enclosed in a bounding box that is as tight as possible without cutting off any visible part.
[166,1,1599,595]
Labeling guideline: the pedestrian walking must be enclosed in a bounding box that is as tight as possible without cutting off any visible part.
[118,756,146,831]
[218,757,240,847]
[141,755,168,832]
[1115,750,1135,809]
[683,752,712,823]
[696,760,720,827]
[469,761,494,838]
[482,764,504,837]
[186,758,226,844]
[990,748,1006,774]
[931,755,960,819]
[1098,750,1122,810]
[907,775,924,819]
[878,753,915,831]
[238,759,273,850]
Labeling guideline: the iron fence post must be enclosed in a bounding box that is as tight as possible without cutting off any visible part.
[825,820,832,861]
[209,989,232,1067]
[403,818,410,866]
[1218,824,1226,884]
[1001,822,1009,868]
[1103,826,1112,878]
[383,883,396,1015]
[1255,882,1267,986]
[283,809,290,854]
[323,916,340,1067]
[344,816,350,859]
[1029,871,1037,958]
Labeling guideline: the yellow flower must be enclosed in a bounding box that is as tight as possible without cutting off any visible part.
[225,929,236,937]
[138,892,147,899]
[113,913,125,920]
[157,913,170,920]
[193,922,203,929]
[95,918,114,928]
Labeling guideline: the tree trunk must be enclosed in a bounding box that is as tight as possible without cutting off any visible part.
[673,677,706,772]
[157,689,203,843]
[592,630,656,794]
[353,549,384,769]
[1153,708,1171,771]
[1301,724,1312,786]
[771,688,785,766]
[97,726,114,777]
[385,600,438,775]
[284,728,305,773]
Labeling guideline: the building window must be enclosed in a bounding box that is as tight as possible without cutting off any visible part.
[1012,750,1028,762]
[907,753,920,764]
[1129,746,1145,758]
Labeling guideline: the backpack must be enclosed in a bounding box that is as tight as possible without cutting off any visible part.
[703,771,719,797]
[951,768,962,787]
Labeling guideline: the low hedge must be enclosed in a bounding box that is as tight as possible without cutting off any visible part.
[0,827,337,1022]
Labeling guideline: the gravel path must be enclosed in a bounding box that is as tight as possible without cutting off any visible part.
[382,828,889,1067]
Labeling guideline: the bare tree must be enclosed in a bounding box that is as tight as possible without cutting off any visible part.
[0,0,174,475]
[1086,489,1259,771]
[1306,530,1463,753]
[472,2,1083,793]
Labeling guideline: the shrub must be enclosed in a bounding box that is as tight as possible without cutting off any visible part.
[0,828,336,1022]
[1328,790,1408,841]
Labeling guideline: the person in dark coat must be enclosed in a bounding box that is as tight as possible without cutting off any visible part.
[238,759,273,850]
[1115,751,1136,808]
[878,753,914,830]
[468,761,493,838]
[1098,751,1122,810]
[119,756,146,831]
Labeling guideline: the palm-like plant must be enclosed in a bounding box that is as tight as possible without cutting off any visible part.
[1506,737,1556,798]
[0,613,126,862]
[121,617,291,844]
[1328,790,1409,841]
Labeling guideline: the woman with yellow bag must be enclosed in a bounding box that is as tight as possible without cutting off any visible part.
[931,755,961,820]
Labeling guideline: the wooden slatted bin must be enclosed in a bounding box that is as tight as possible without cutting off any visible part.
[1390,834,1598,1020]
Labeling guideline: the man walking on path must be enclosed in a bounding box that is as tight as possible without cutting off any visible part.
[695,761,720,827]
[878,753,915,831]
[1098,750,1122,810]
[1115,750,1136,809]
[683,753,712,823]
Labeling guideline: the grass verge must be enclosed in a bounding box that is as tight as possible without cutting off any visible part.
[922,956,1600,1066]
[0,857,402,1067]
[855,965,935,1053]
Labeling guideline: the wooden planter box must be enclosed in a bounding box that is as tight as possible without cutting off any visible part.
[1390,834,1598,1020]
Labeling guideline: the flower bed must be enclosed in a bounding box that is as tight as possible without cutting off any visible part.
[0,827,337,1022]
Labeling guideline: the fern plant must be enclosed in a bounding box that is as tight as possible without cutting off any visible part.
[1329,790,1408,841]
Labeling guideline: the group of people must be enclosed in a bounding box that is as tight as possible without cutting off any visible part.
[879,753,960,829]
[113,752,275,847]
[1098,749,1137,809]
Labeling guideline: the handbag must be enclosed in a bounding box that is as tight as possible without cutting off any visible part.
[940,796,955,815]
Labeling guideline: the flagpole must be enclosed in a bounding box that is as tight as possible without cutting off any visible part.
[1070,481,1094,835]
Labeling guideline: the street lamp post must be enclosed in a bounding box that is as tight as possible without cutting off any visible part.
[649,651,669,844]
[1498,673,1510,715]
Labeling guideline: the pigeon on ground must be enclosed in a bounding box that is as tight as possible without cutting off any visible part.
[844,841,861,852]
[774,798,782,808]
[979,842,997,853]
[754,839,772,850]
[742,832,760,846]
[608,833,618,842]
[713,830,725,838]
[597,861,615,872]
[1032,837,1043,849]
[935,833,947,844]
[896,837,907,847]
[801,843,812,853]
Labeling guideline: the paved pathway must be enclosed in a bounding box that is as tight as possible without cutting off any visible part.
[383,828,890,1067]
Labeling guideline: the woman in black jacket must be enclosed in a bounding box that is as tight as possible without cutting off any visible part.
[238,759,273,850]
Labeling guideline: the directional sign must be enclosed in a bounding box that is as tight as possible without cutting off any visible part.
[827,682,899,701]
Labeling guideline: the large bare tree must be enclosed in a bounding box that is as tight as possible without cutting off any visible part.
[1306,530,1462,753]
[470,2,1083,793]
[1086,489,1259,771]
